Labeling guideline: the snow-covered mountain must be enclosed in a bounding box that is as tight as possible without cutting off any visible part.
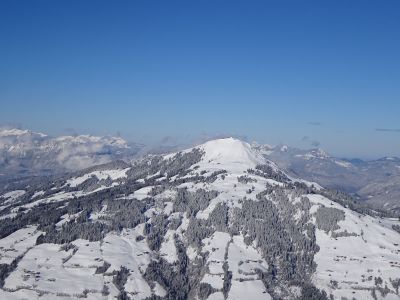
[0,138,399,300]
[2,127,399,213]
[256,144,400,211]
[0,128,143,179]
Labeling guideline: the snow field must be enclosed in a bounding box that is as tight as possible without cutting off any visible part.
[308,194,400,299]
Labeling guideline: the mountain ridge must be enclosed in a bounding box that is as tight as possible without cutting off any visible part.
[1,127,400,211]
[0,137,399,299]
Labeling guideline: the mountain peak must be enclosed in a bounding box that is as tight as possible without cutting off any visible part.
[0,128,47,138]
[195,137,265,171]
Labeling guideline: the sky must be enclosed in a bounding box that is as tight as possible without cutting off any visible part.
[1,0,399,158]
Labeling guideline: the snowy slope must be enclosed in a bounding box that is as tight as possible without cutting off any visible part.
[0,138,399,299]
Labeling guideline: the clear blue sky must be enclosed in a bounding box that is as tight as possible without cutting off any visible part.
[1,1,399,158]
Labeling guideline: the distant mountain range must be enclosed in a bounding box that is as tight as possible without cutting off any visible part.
[255,143,400,211]
[1,128,399,212]
[0,128,143,179]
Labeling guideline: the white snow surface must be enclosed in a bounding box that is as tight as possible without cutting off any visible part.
[0,128,47,137]
[0,226,43,264]
[308,194,400,299]
[1,190,25,204]
[200,232,271,299]
[66,168,130,187]
[159,229,178,263]
[31,190,45,199]
[132,186,153,200]
[334,160,352,168]
[197,138,265,172]
[1,226,155,299]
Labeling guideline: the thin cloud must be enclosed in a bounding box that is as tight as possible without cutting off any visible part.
[63,128,79,136]
[301,136,320,147]
[160,136,179,145]
[0,123,23,130]
[307,121,322,126]
[311,140,320,147]
[375,128,400,133]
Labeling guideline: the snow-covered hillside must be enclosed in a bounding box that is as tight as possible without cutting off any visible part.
[0,138,399,299]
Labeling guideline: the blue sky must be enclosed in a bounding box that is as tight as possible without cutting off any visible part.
[1,1,399,158]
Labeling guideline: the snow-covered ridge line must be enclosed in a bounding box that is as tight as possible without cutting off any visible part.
[0,136,399,300]
[0,128,47,137]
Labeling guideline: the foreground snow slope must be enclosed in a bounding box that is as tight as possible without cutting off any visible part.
[0,138,399,300]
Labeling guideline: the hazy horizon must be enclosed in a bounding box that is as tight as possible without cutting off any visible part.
[1,1,399,158]
[1,124,398,161]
